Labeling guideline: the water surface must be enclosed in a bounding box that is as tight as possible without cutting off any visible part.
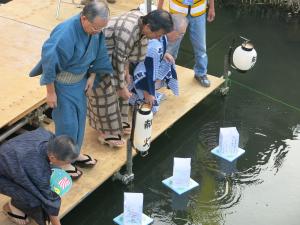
[62,6,300,225]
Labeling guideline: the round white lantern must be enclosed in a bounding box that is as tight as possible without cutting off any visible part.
[232,42,257,72]
[133,104,153,155]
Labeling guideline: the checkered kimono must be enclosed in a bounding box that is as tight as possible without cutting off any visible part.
[87,10,148,135]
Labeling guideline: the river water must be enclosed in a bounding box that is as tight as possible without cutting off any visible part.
[62,5,300,225]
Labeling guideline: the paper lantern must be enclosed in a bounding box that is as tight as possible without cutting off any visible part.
[232,42,257,72]
[133,104,153,154]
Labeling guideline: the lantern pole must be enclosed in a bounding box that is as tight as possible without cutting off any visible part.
[145,0,152,13]
[112,105,138,185]
[220,39,235,96]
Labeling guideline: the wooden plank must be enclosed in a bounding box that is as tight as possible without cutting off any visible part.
[0,0,144,30]
[0,17,48,128]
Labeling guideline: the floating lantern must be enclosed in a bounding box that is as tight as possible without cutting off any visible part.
[113,192,153,225]
[162,157,199,195]
[211,127,246,162]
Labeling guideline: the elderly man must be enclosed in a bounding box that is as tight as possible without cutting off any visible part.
[30,1,113,178]
[87,9,174,148]
[0,128,79,225]
[158,0,215,87]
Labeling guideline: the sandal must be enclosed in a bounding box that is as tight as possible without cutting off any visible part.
[2,202,30,225]
[98,134,125,148]
[122,122,131,135]
[74,154,97,168]
[65,165,83,180]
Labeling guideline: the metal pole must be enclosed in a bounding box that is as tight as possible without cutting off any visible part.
[0,118,29,142]
[112,104,138,184]
[220,39,234,96]
[56,0,62,19]
[146,0,152,13]
[126,139,133,175]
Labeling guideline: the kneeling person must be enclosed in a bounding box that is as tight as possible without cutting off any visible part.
[129,14,188,113]
[0,128,79,225]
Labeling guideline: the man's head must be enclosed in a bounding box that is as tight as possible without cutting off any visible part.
[141,9,174,39]
[47,135,79,167]
[81,1,110,35]
[167,14,188,43]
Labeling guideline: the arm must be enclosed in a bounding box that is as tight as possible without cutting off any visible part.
[85,72,96,96]
[135,56,156,99]
[207,0,215,22]
[110,25,138,99]
[46,83,57,108]
[143,91,155,106]
[89,33,113,76]
[89,33,113,90]
[23,155,61,218]
[41,29,75,107]
[157,0,164,10]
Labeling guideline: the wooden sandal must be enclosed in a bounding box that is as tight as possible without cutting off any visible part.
[2,202,30,225]
[122,122,131,135]
[74,154,97,168]
[65,165,83,180]
[98,134,125,148]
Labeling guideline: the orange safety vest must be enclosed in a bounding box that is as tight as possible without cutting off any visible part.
[169,0,207,17]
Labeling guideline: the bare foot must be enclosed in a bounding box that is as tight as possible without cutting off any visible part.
[3,201,29,225]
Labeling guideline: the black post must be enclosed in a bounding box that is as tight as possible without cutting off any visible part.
[146,0,152,13]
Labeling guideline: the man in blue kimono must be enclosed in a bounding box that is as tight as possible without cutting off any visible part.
[0,128,79,225]
[30,1,113,178]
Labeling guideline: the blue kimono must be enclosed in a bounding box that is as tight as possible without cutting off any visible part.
[30,14,113,151]
[0,128,59,225]
[129,36,179,113]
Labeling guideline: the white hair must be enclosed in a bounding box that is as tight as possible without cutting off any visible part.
[171,14,188,32]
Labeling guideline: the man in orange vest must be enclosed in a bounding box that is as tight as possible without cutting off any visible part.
[158,0,215,87]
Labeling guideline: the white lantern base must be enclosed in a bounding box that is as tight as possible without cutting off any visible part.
[113,213,153,225]
[162,176,199,195]
[211,146,245,162]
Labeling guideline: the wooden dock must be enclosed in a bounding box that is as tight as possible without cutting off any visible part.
[0,1,224,224]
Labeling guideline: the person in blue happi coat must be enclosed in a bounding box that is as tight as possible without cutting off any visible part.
[29,1,113,179]
[129,14,188,113]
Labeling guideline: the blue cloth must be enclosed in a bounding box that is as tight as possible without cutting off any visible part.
[52,78,87,151]
[29,14,113,152]
[129,36,178,113]
[167,13,207,77]
[0,128,60,225]
[29,14,113,85]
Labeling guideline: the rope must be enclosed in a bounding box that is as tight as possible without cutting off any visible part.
[229,78,300,113]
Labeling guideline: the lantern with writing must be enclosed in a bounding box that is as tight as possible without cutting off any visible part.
[232,41,257,72]
[133,103,153,156]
